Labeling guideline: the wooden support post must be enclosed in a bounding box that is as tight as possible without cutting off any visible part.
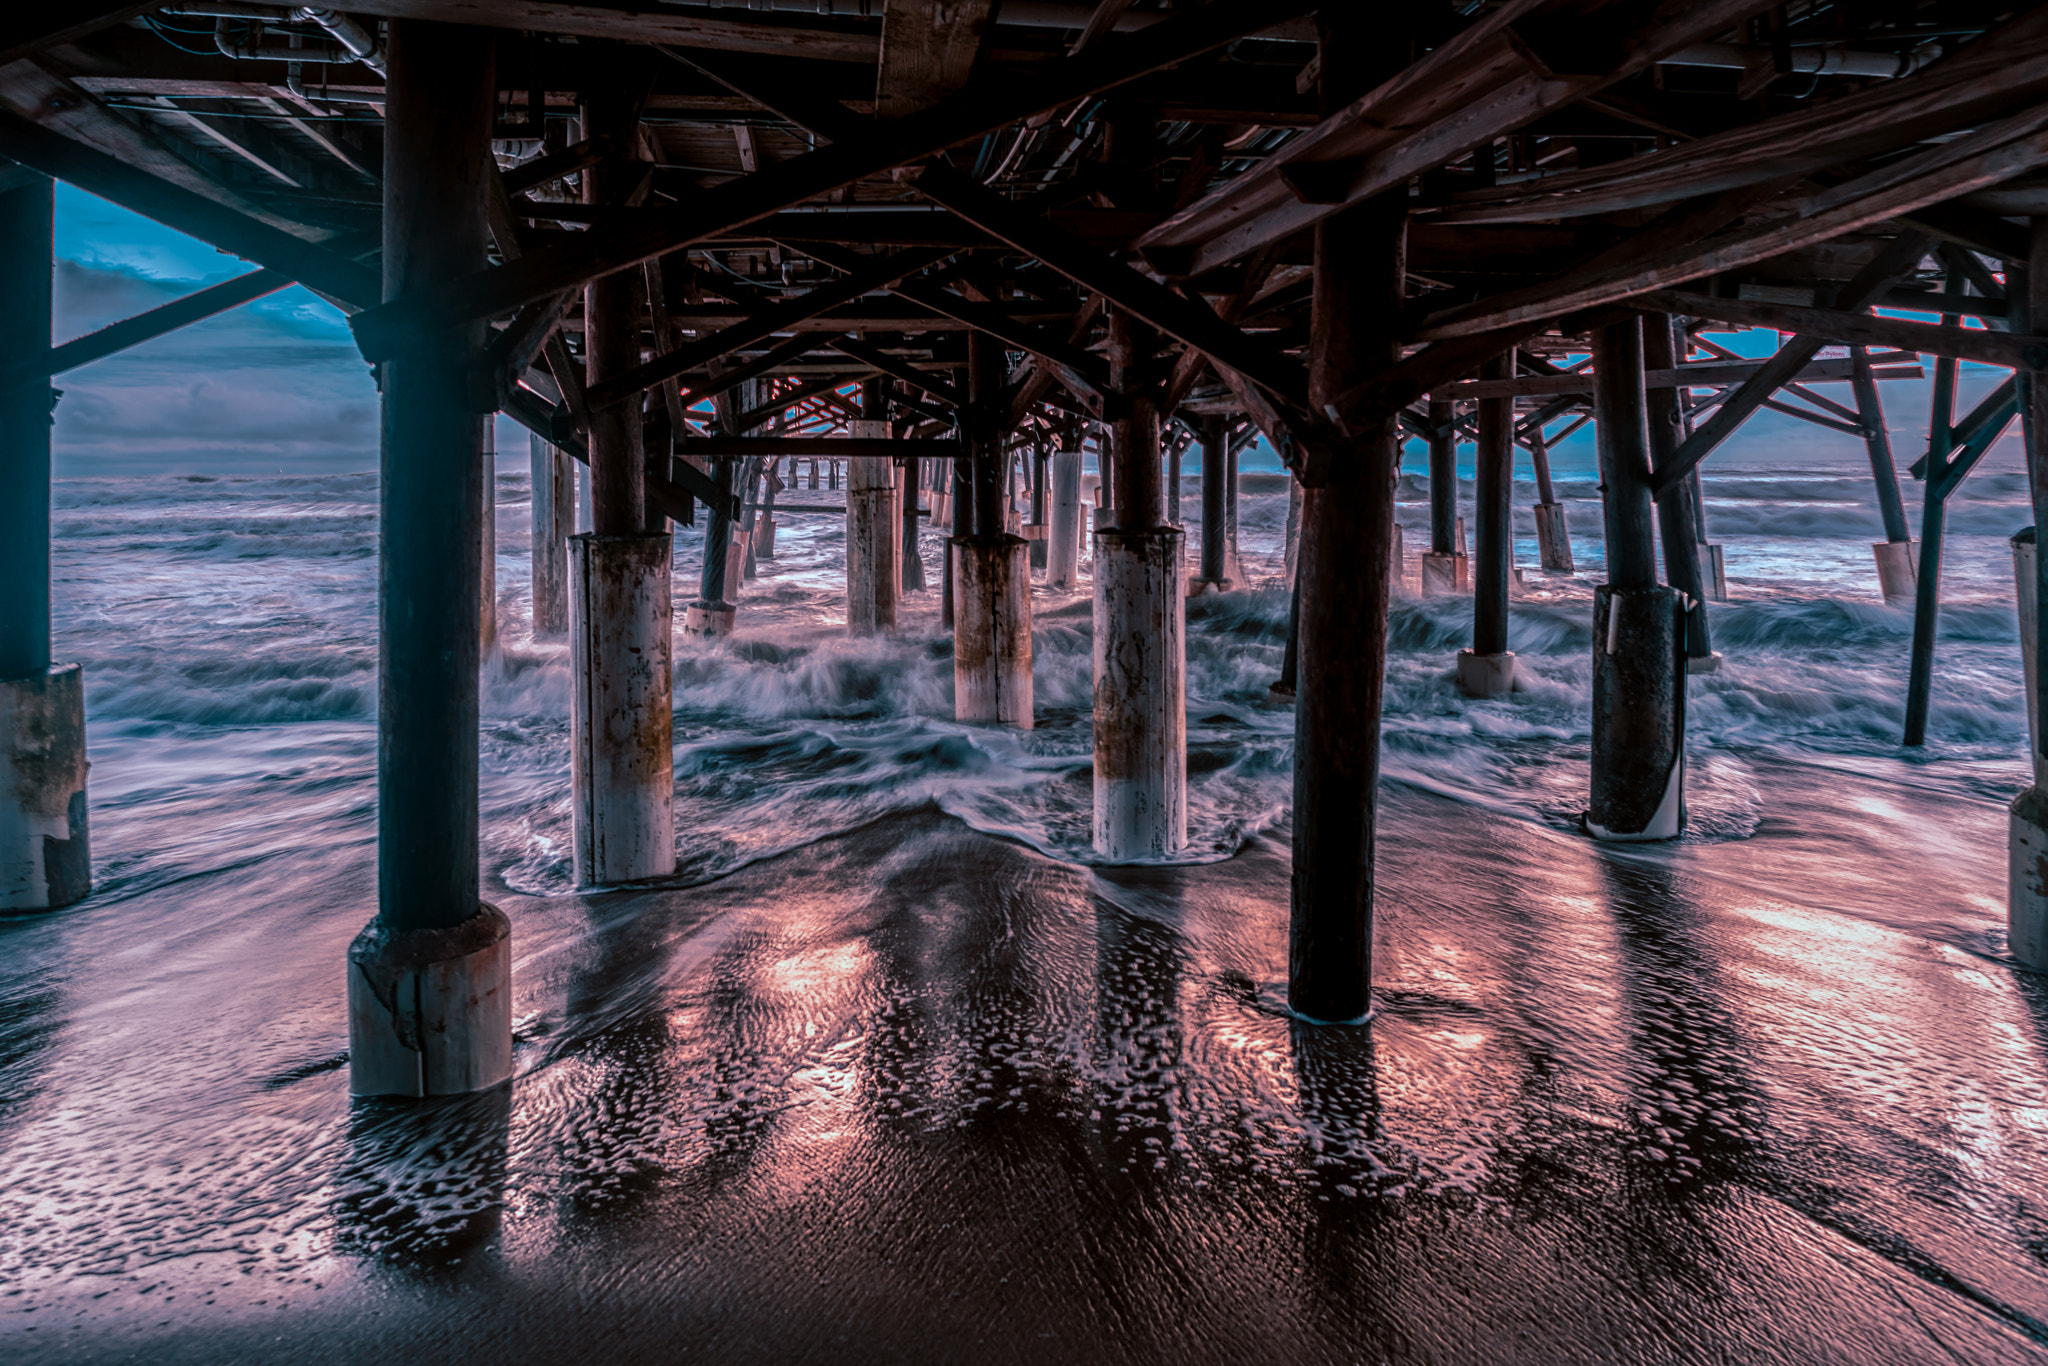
[955,327,1031,725]
[0,169,87,913]
[1195,414,1230,592]
[1289,11,1406,1025]
[349,21,510,1097]
[1458,349,1516,697]
[530,431,573,639]
[1422,394,1462,594]
[1854,345,1918,605]
[480,415,498,656]
[1049,435,1082,590]
[2011,221,2048,972]
[1644,317,1714,667]
[903,432,927,593]
[1529,425,1573,573]
[1586,316,1685,842]
[1095,304,1184,858]
[848,374,899,635]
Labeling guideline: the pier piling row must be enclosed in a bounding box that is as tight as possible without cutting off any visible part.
[5,1,2048,1085]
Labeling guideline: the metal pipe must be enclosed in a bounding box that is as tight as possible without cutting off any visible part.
[1661,40,1941,79]
[297,7,384,72]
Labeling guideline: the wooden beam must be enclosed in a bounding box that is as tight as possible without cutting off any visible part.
[348,0,1319,360]
[338,0,882,62]
[826,335,963,407]
[876,0,995,120]
[1641,289,2048,375]
[677,435,963,457]
[912,160,1309,408]
[0,4,161,67]
[40,268,290,378]
[0,112,379,309]
[1440,353,1923,399]
[583,246,951,411]
[1133,0,1775,278]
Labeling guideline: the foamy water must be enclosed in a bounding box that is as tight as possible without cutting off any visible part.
[53,449,2036,917]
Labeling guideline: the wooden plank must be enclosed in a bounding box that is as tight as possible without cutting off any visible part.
[348,0,1319,360]
[339,0,882,62]
[0,111,379,309]
[876,0,995,120]
[677,435,963,457]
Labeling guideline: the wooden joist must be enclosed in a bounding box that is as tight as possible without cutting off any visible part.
[677,435,963,457]
[875,0,995,119]
[41,268,291,378]
[1438,353,1924,400]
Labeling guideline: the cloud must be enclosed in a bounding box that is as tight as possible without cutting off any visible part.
[52,257,379,475]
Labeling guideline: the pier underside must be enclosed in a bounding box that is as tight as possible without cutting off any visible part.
[5,774,2045,1364]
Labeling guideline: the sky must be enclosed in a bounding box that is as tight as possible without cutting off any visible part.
[48,184,2025,484]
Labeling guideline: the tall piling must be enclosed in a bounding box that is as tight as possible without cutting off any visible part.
[1645,316,1714,668]
[1422,395,1464,594]
[1290,10,1405,1025]
[903,412,927,593]
[1049,438,1082,589]
[349,22,510,1097]
[1854,345,1918,604]
[1586,317,1685,841]
[2012,217,2048,973]
[1459,351,1516,697]
[479,416,498,655]
[1094,306,1186,859]
[0,171,88,914]
[1529,426,1573,573]
[953,329,1031,726]
[530,432,572,638]
[569,88,674,886]
[848,375,899,634]
[1193,414,1231,594]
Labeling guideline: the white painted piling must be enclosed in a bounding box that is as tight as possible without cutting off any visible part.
[1699,542,1729,601]
[954,536,1033,727]
[0,663,90,910]
[1874,539,1918,606]
[1049,447,1082,590]
[1455,648,1517,699]
[2009,530,2047,971]
[847,423,900,635]
[1092,528,1186,859]
[570,533,675,884]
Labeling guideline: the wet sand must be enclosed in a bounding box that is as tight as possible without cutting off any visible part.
[6,758,2047,1364]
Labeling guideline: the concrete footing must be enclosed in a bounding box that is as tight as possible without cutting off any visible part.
[1699,543,1729,601]
[2009,530,2047,972]
[1586,585,1685,841]
[0,663,90,910]
[570,534,675,884]
[347,904,512,1097]
[1420,551,1467,596]
[1534,502,1573,572]
[953,535,1033,728]
[1024,521,1048,571]
[683,601,736,637]
[753,514,777,561]
[1093,529,1186,860]
[1874,538,1919,606]
[1455,649,1517,699]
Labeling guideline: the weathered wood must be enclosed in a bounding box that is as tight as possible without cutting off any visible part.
[1440,353,1920,400]
[341,0,883,61]
[0,173,50,680]
[679,435,963,458]
[1593,317,1657,592]
[1472,351,1513,657]
[0,111,377,309]
[1642,289,2048,377]
[348,0,1318,360]
[36,267,288,379]
[826,335,963,407]
[1107,306,1164,531]
[1643,317,1710,652]
[876,0,994,119]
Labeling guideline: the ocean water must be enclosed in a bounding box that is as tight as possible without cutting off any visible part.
[54,449,2036,915]
[11,448,2048,1362]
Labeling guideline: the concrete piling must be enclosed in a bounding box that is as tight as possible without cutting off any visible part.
[953,537,1033,726]
[530,432,572,638]
[1049,443,1082,589]
[1529,428,1574,573]
[2010,530,2048,971]
[349,20,508,1097]
[570,534,676,884]
[848,379,899,635]
[1458,350,1516,698]
[1094,529,1186,858]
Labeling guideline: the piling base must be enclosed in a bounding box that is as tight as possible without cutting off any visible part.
[1700,543,1729,601]
[0,664,90,911]
[1686,651,1724,676]
[1186,576,1235,598]
[571,534,676,885]
[753,515,777,561]
[348,905,513,1097]
[683,601,735,637]
[1024,521,1048,571]
[953,535,1033,728]
[1534,502,1574,573]
[1093,528,1187,860]
[2011,788,2048,972]
[1455,649,1517,699]
[1874,538,1918,606]
[1585,584,1685,842]
[1420,552,1466,596]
